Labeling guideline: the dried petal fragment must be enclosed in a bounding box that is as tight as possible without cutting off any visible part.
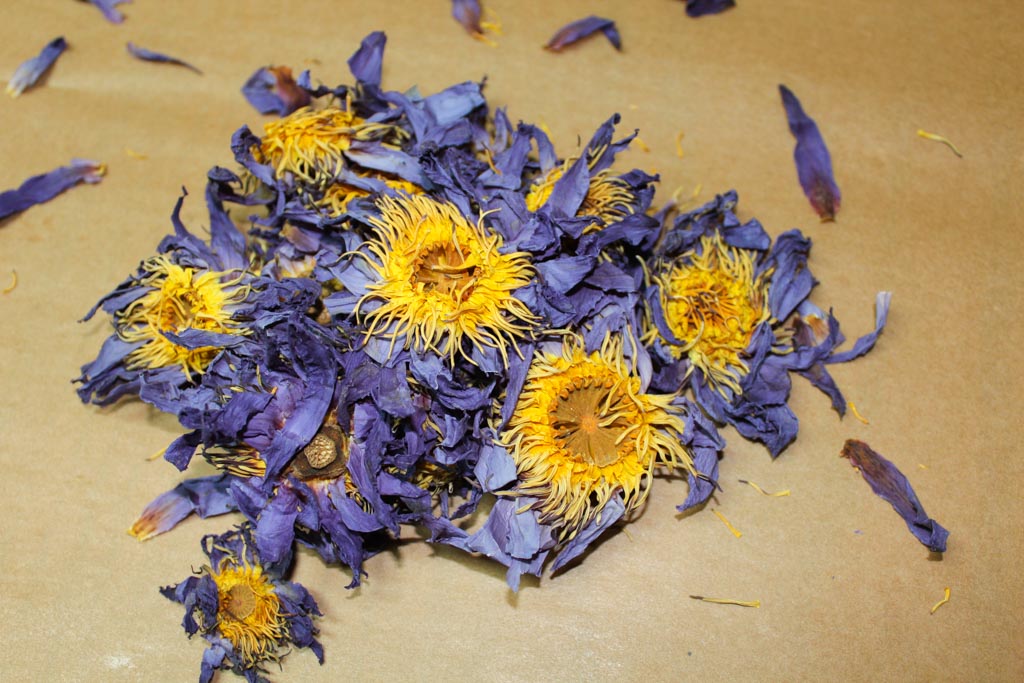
[545,16,622,52]
[6,37,67,97]
[451,0,501,45]
[0,159,104,222]
[779,84,841,221]
[685,0,736,17]
[242,66,310,116]
[126,42,202,74]
[82,0,130,24]
[841,439,949,553]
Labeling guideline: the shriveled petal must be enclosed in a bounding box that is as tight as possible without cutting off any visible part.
[451,0,485,37]
[0,159,104,221]
[348,31,386,87]
[6,37,67,97]
[829,291,891,363]
[84,0,130,24]
[241,66,310,116]
[126,42,201,74]
[550,495,625,572]
[685,0,736,18]
[841,440,949,552]
[129,474,236,540]
[545,16,622,52]
[780,84,841,220]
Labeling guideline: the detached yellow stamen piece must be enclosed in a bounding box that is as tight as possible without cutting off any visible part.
[712,509,743,538]
[634,136,650,153]
[675,130,685,159]
[918,464,928,470]
[738,479,790,497]
[2,269,16,294]
[690,595,761,608]
[124,147,148,160]
[146,447,167,462]
[848,401,870,424]
[930,587,951,614]
[916,129,963,158]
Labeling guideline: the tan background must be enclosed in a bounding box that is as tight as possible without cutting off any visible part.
[1,0,1022,680]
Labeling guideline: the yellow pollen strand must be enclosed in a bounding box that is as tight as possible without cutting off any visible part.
[738,479,790,497]
[2,269,17,294]
[916,129,963,158]
[848,400,870,424]
[675,130,685,159]
[689,595,761,608]
[634,136,650,153]
[918,463,928,469]
[124,147,148,160]
[146,447,167,462]
[930,587,951,614]
[712,509,743,538]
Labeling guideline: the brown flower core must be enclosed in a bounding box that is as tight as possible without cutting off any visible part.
[549,377,631,468]
[292,425,349,480]
[413,244,479,299]
[224,583,257,621]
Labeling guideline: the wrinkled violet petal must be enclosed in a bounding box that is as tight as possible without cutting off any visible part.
[126,42,202,74]
[779,84,841,220]
[841,440,949,553]
[0,159,104,221]
[6,37,67,97]
[545,16,622,52]
[241,66,310,116]
[686,0,736,18]
[84,0,130,24]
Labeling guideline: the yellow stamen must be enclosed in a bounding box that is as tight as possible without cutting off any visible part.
[848,400,870,424]
[690,595,761,608]
[2,269,16,294]
[356,195,536,365]
[316,173,422,217]
[117,256,249,378]
[930,587,951,614]
[651,235,772,396]
[712,509,743,538]
[675,130,685,159]
[918,464,928,470]
[146,447,166,462]
[124,147,148,160]
[916,129,963,158]
[209,561,288,667]
[503,336,698,539]
[738,479,790,497]
[256,106,406,186]
[525,160,637,226]
[634,136,650,153]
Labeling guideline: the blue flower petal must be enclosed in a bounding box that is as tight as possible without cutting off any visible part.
[126,42,201,74]
[241,66,311,116]
[6,37,67,97]
[780,84,842,221]
[545,16,622,52]
[686,0,736,18]
[0,159,103,221]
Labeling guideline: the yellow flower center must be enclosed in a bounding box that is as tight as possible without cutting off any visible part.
[256,106,405,186]
[525,162,636,226]
[357,194,536,364]
[210,562,287,667]
[317,173,423,217]
[118,256,248,377]
[655,236,771,395]
[503,337,697,539]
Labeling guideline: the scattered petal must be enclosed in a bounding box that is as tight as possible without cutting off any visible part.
[2,270,17,294]
[545,16,622,52]
[451,0,501,45]
[126,42,202,74]
[917,129,963,158]
[6,37,67,97]
[712,508,743,538]
[82,0,130,24]
[685,1,737,18]
[841,439,949,553]
[241,65,310,115]
[930,587,951,614]
[689,595,760,607]
[779,84,841,221]
[738,479,790,497]
[0,159,105,222]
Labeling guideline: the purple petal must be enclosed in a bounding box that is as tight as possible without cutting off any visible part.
[451,0,485,37]
[841,440,949,553]
[828,291,891,363]
[241,66,310,116]
[129,475,236,540]
[348,31,386,87]
[126,42,201,74]
[0,159,104,221]
[686,0,736,18]
[545,16,622,52]
[780,84,841,221]
[6,37,67,97]
[84,0,130,24]
[550,495,625,572]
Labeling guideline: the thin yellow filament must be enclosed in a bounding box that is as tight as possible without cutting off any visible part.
[916,129,963,158]
[930,587,951,614]
[689,595,761,608]
[712,509,743,538]
[738,479,790,497]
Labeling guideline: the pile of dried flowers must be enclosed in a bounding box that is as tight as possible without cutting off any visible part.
[76,32,901,682]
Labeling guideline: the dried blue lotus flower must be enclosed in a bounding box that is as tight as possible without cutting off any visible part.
[81,0,130,24]
[161,525,323,683]
[645,192,889,456]
[779,84,841,221]
[0,158,103,221]
[241,66,310,116]
[126,42,202,74]
[685,0,736,18]
[841,440,949,553]
[544,16,622,52]
[6,37,67,97]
